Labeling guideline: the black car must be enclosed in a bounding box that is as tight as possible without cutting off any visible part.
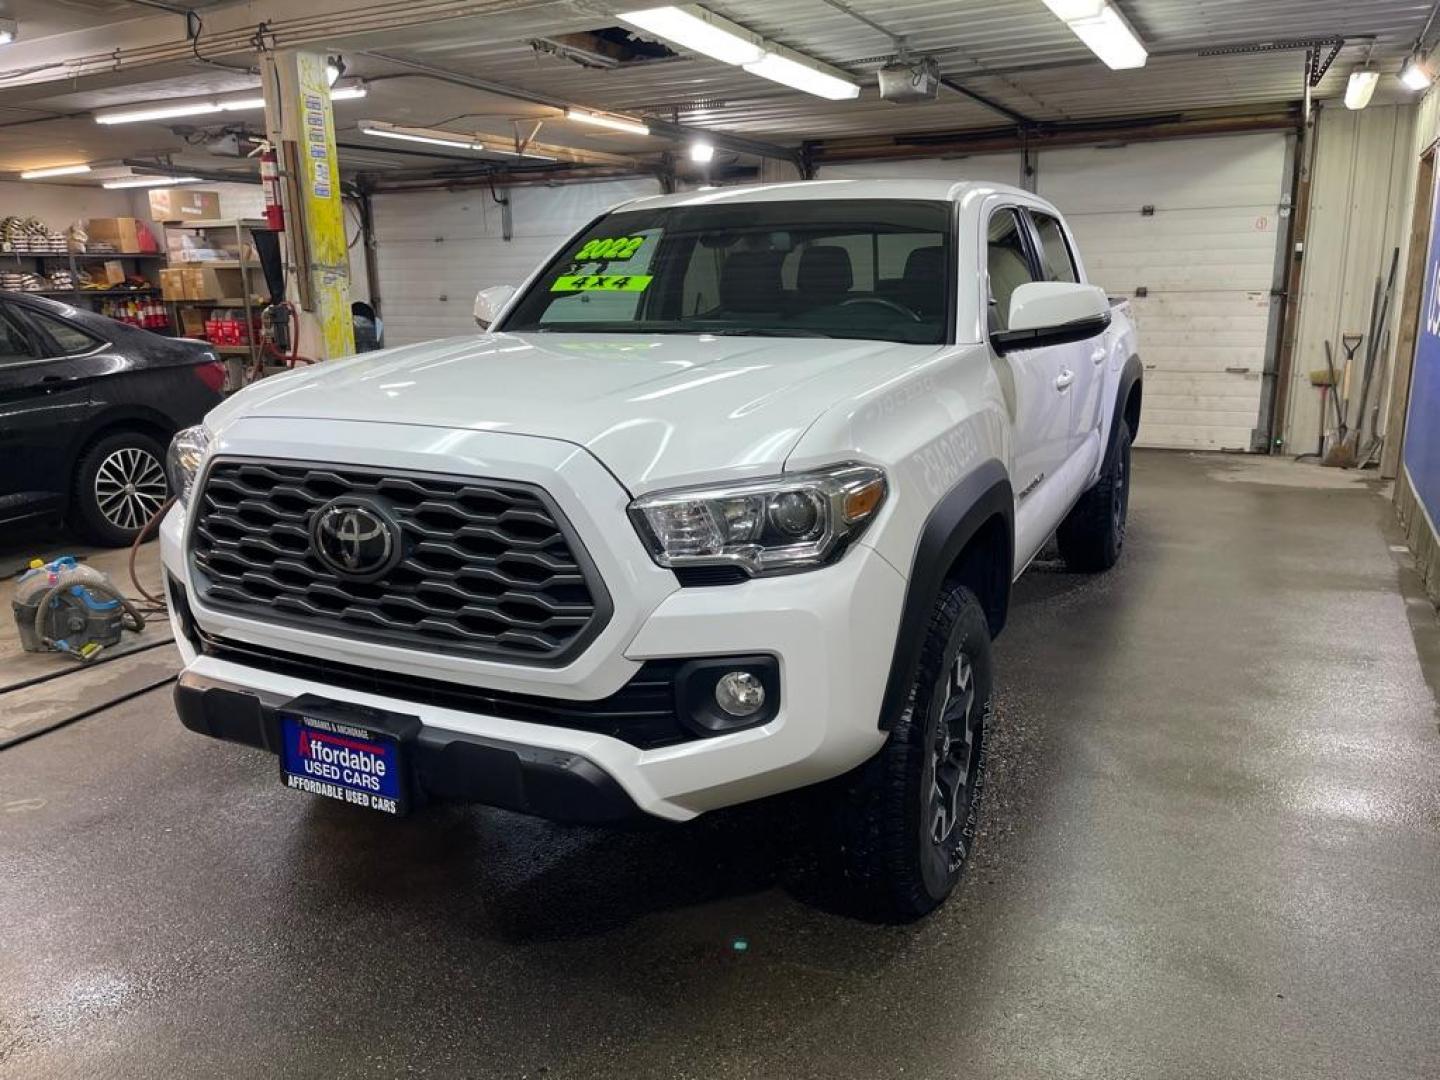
[0,291,226,546]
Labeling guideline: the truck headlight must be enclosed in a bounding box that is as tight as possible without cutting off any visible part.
[166,425,210,506]
[628,464,887,577]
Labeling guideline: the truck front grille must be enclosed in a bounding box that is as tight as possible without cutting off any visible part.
[189,458,609,665]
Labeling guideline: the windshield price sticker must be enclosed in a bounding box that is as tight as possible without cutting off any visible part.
[551,274,653,292]
[575,236,646,261]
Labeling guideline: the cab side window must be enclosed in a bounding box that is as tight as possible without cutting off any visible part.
[1029,212,1079,284]
[987,209,1038,333]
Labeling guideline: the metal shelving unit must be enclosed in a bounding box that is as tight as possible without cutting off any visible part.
[161,219,267,373]
[1,249,174,329]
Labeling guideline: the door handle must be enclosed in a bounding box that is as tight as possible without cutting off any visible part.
[1055,369,1075,391]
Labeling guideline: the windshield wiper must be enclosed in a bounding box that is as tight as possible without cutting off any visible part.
[704,327,831,338]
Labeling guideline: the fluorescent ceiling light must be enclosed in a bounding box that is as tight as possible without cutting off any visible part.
[689,139,714,163]
[1043,0,1146,70]
[1345,68,1380,110]
[1041,0,1105,19]
[565,108,650,135]
[102,176,200,189]
[19,164,91,179]
[486,146,559,161]
[618,5,764,66]
[96,85,366,124]
[743,50,861,100]
[359,121,482,150]
[1401,52,1433,91]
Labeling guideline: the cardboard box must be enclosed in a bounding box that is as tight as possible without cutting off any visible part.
[178,308,208,338]
[182,266,247,300]
[85,217,156,253]
[159,268,186,301]
[102,260,126,286]
[148,188,221,222]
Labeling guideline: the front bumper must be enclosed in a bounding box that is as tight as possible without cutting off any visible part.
[162,419,907,822]
[174,672,641,823]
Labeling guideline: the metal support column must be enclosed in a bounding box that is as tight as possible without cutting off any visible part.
[262,47,354,359]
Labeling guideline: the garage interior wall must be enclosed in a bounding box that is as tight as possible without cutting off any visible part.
[373,177,661,346]
[1287,104,1417,458]
[0,181,138,233]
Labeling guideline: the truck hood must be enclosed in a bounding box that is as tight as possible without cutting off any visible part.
[212,332,939,492]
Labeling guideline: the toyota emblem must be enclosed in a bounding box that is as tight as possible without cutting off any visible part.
[310,499,401,580]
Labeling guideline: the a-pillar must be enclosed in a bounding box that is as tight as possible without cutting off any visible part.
[261,48,354,360]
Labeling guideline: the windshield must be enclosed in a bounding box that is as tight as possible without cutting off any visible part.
[500,198,953,345]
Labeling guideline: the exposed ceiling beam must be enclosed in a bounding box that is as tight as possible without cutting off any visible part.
[361,51,803,167]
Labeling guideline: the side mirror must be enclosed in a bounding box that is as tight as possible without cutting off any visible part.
[474,284,516,329]
[993,282,1110,354]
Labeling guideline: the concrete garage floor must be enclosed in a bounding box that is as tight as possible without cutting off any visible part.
[2,451,1438,1079]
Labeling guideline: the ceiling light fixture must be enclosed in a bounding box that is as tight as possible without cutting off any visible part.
[564,108,651,135]
[102,176,201,189]
[359,121,484,150]
[0,18,17,46]
[95,85,366,124]
[743,48,861,100]
[618,5,764,65]
[486,145,560,161]
[619,4,860,100]
[19,164,92,179]
[1041,0,1147,70]
[689,139,715,163]
[1401,51,1434,91]
[1345,67,1380,110]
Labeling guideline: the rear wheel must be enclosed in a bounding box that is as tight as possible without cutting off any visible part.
[833,584,993,921]
[1056,419,1131,572]
[71,431,170,547]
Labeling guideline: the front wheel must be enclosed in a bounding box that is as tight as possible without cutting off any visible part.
[1056,419,1131,572]
[832,584,994,922]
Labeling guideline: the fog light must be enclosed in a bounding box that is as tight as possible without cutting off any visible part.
[715,671,766,717]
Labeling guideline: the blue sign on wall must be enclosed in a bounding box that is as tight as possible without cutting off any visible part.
[1406,174,1440,523]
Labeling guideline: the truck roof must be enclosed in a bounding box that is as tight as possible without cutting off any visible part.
[614,177,1037,212]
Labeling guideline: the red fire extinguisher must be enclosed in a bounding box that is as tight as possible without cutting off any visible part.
[259,142,284,232]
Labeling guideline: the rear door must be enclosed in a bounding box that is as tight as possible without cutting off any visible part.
[0,302,98,519]
[1025,208,1106,455]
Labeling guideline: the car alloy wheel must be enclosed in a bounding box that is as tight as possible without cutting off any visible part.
[928,650,981,861]
[94,446,168,532]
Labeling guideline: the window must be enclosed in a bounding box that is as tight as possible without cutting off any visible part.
[987,209,1038,333]
[501,199,953,345]
[25,310,100,355]
[0,308,36,365]
[1030,212,1078,284]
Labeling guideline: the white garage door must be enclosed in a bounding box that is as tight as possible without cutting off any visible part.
[1038,134,1288,450]
[818,154,1026,188]
[374,177,662,346]
[822,135,1289,450]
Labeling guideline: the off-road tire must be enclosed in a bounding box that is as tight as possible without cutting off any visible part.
[1056,419,1131,572]
[70,430,170,547]
[834,584,994,922]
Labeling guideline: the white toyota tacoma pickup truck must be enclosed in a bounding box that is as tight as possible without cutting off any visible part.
[162,179,1140,919]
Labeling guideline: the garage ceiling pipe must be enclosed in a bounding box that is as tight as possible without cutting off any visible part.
[361,50,804,168]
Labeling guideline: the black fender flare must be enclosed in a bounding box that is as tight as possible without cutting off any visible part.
[878,459,1013,730]
[1106,353,1143,459]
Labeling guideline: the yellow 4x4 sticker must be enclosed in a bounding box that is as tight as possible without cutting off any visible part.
[551,274,653,292]
[575,236,646,261]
